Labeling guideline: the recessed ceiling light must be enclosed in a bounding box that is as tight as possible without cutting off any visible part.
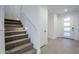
[64,9,68,12]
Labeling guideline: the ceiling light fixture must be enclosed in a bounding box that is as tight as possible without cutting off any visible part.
[64,9,68,12]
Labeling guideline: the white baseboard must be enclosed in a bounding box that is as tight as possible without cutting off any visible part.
[48,35,56,39]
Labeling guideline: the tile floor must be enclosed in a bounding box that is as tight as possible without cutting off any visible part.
[41,38,79,54]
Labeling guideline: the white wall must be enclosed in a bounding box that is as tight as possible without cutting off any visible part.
[48,11,54,39]
[57,15,64,37]
[0,6,5,54]
[5,5,21,20]
[21,6,48,53]
[21,6,40,53]
[53,14,58,39]
[71,12,79,40]
[48,11,58,39]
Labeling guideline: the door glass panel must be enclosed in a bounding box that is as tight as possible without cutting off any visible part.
[64,17,71,37]
[64,22,70,26]
[64,27,70,31]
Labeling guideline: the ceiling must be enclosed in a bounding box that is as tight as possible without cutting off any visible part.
[47,5,79,14]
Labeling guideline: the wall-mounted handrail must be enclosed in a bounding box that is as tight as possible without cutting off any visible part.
[20,6,37,31]
[26,16,37,31]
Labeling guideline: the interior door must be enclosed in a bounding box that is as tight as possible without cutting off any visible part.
[40,7,48,47]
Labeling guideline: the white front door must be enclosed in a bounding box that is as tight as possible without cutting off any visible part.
[64,17,74,39]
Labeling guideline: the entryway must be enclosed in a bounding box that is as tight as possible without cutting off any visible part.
[41,5,79,54]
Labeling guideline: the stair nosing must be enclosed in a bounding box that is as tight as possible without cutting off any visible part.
[6,38,29,45]
[5,34,27,38]
[5,30,26,33]
[5,27,24,30]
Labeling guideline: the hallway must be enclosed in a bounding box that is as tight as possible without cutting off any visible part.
[41,38,79,54]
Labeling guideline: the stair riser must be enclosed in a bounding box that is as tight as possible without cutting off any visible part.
[5,35,28,42]
[8,44,33,54]
[5,31,26,36]
[6,39,30,50]
[5,19,21,23]
[5,21,21,24]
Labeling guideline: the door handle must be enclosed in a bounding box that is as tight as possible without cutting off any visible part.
[72,27,74,31]
[44,30,46,32]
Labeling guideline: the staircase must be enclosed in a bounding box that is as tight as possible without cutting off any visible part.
[5,19,36,54]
